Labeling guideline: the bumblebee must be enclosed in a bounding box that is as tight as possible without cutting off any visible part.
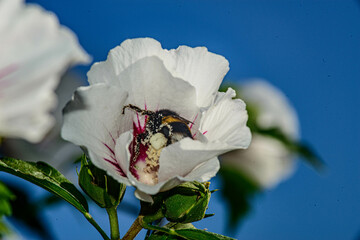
[123,104,194,182]
[122,104,193,150]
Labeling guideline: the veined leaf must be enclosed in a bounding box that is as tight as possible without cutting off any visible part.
[144,220,235,240]
[0,157,88,214]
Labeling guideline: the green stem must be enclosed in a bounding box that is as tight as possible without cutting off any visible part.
[122,215,143,240]
[107,207,120,240]
[84,212,110,240]
[122,210,164,240]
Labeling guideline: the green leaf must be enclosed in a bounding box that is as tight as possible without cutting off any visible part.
[0,199,12,216]
[175,229,235,240]
[0,181,15,217]
[0,157,88,214]
[255,127,324,170]
[144,221,235,240]
[148,235,180,240]
[218,166,260,231]
[292,142,324,170]
[0,181,15,200]
[5,183,54,240]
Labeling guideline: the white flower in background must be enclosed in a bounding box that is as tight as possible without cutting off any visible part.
[0,0,90,143]
[221,80,299,189]
[2,72,84,182]
[62,38,251,199]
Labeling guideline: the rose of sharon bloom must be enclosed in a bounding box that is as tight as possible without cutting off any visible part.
[2,73,84,183]
[62,38,251,199]
[221,80,299,189]
[0,0,90,143]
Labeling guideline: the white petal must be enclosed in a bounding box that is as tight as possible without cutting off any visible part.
[221,134,295,189]
[1,73,85,183]
[181,157,220,183]
[87,38,163,85]
[158,139,229,183]
[200,88,252,149]
[118,56,199,120]
[114,131,132,177]
[0,0,21,32]
[134,189,154,203]
[0,0,91,142]
[128,171,183,196]
[0,75,57,142]
[165,45,229,108]
[129,158,219,198]
[88,38,229,108]
[241,79,299,139]
[61,84,129,181]
[104,131,132,185]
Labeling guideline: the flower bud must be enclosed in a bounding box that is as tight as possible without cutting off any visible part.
[161,181,211,223]
[79,156,126,208]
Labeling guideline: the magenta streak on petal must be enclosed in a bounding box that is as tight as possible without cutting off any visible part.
[0,64,18,98]
[103,143,115,156]
[136,114,143,132]
[192,133,197,138]
[108,132,116,145]
[189,113,198,130]
[155,102,160,111]
[203,131,208,135]
[0,64,17,81]
[104,158,126,176]
[102,142,126,176]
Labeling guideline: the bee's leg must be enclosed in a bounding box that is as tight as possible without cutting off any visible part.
[132,133,145,163]
[122,104,153,116]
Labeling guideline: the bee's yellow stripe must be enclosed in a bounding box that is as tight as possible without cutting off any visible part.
[161,116,185,124]
[162,116,192,133]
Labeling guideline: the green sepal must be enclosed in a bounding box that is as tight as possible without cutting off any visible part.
[143,221,235,240]
[0,157,88,214]
[79,155,126,208]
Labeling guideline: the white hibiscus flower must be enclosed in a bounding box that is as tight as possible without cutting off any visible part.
[62,38,251,199]
[221,80,299,189]
[2,73,84,183]
[0,0,90,143]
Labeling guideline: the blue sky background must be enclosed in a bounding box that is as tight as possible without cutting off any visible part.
[6,0,360,239]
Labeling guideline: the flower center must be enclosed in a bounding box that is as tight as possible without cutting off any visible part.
[124,104,193,185]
